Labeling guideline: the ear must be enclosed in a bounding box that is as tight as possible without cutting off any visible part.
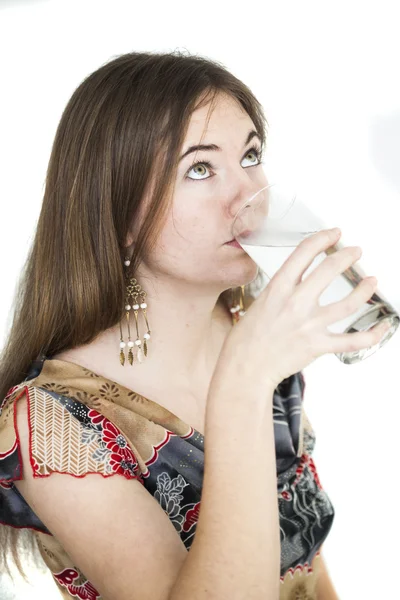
[124,232,135,248]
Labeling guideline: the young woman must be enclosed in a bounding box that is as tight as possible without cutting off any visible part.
[0,50,382,599]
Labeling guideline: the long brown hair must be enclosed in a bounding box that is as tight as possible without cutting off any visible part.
[0,50,268,581]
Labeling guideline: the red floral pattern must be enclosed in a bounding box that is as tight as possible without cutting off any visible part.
[183,502,200,532]
[53,568,100,599]
[87,409,105,426]
[0,480,13,490]
[101,420,133,461]
[86,407,141,480]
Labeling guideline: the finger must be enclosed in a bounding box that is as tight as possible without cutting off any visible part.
[297,245,362,302]
[270,228,342,296]
[317,276,378,326]
[325,319,391,355]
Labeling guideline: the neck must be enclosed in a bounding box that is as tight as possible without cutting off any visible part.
[57,275,234,391]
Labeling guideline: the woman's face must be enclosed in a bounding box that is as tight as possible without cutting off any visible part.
[140,92,268,290]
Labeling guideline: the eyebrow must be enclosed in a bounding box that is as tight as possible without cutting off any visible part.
[179,129,261,162]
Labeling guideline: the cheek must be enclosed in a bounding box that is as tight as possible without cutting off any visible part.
[149,214,211,272]
[160,205,215,253]
[146,184,223,271]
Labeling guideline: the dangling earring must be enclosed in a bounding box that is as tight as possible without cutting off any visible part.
[119,256,151,366]
[239,285,246,317]
[229,285,246,325]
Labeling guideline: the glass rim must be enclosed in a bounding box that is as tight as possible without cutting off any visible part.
[231,183,276,238]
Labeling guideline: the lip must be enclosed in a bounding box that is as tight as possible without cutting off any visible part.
[224,239,243,249]
[224,229,253,244]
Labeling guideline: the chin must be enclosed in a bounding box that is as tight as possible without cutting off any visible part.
[222,260,259,289]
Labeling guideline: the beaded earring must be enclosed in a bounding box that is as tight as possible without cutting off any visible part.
[118,257,246,363]
[119,256,151,366]
[229,285,246,324]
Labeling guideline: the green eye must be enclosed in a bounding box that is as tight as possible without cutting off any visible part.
[242,147,261,166]
[185,145,263,182]
[187,162,213,181]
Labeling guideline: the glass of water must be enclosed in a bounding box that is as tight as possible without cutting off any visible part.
[232,181,399,364]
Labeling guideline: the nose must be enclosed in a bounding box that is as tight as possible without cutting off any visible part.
[224,154,269,215]
[227,179,269,221]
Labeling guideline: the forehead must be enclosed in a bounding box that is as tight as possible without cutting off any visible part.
[186,93,255,142]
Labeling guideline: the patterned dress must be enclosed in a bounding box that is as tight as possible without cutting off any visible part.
[0,355,335,600]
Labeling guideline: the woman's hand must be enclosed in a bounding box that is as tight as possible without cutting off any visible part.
[216,227,386,391]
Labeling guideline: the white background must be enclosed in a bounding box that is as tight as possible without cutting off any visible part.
[0,0,399,598]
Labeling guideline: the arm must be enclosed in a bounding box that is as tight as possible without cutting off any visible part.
[316,550,340,600]
[169,379,281,600]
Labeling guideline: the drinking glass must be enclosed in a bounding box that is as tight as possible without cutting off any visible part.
[231,182,399,364]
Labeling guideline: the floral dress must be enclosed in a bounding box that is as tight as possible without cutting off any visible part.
[0,356,335,600]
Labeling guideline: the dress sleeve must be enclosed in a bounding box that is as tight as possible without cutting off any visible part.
[0,383,144,531]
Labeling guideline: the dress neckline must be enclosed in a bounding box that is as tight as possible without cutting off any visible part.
[33,356,206,438]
